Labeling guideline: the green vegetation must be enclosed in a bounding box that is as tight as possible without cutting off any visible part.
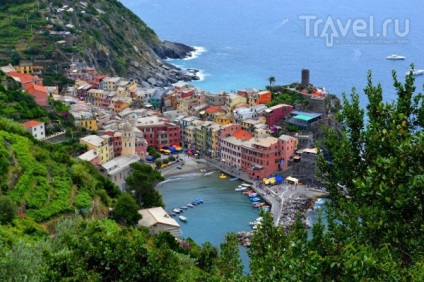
[0,0,163,83]
[266,86,308,107]
[125,162,164,208]
[113,193,141,226]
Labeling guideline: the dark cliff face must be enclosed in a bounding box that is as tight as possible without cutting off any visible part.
[0,0,199,87]
[152,41,196,60]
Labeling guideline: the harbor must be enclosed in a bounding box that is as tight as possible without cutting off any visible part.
[161,154,329,231]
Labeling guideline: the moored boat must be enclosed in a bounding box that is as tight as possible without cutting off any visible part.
[180,205,188,210]
[241,183,252,187]
[219,173,227,179]
[187,203,194,208]
[248,193,258,198]
[179,215,188,222]
[250,197,261,202]
[229,177,239,181]
[172,208,182,214]
[235,186,247,192]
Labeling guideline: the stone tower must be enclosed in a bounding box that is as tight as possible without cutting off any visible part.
[121,121,135,156]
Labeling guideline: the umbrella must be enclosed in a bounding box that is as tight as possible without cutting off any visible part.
[275,176,283,183]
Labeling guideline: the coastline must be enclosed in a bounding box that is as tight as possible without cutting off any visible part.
[160,156,216,178]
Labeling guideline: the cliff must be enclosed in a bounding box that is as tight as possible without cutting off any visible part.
[0,0,198,87]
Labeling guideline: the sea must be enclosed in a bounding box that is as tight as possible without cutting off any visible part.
[122,0,424,109]
[123,0,421,270]
[156,171,259,272]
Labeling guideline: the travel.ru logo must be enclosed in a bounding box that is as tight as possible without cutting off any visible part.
[299,15,410,47]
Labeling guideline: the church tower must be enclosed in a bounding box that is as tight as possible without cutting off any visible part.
[121,121,135,156]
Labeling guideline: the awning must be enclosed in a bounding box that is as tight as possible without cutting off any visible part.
[286,176,299,184]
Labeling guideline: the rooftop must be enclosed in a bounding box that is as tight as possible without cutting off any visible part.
[22,120,43,127]
[101,155,140,176]
[138,207,180,228]
[80,135,106,147]
[78,149,98,162]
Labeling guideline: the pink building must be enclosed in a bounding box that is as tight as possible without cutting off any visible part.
[241,135,297,179]
[219,130,254,169]
[262,104,294,126]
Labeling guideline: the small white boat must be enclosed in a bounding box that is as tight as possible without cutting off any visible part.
[180,205,188,210]
[405,69,424,76]
[386,54,405,60]
[241,183,252,187]
[249,217,263,226]
[235,186,247,192]
[172,208,182,214]
[179,215,188,222]
[187,203,194,208]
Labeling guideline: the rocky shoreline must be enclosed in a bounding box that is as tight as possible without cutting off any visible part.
[237,195,316,247]
[126,40,201,88]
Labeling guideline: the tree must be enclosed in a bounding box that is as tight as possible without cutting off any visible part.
[198,242,218,273]
[113,193,141,226]
[219,233,243,280]
[268,76,276,87]
[314,68,424,276]
[0,195,16,224]
[125,163,164,206]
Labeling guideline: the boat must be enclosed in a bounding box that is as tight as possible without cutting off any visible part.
[187,203,194,208]
[249,217,263,226]
[243,190,254,195]
[386,54,405,60]
[250,197,261,202]
[248,193,258,198]
[229,177,239,181]
[252,202,265,208]
[179,215,188,222]
[177,165,183,169]
[169,212,176,217]
[235,187,247,192]
[241,183,252,187]
[405,69,424,76]
[200,169,207,173]
[180,205,188,210]
[172,208,182,214]
[260,205,271,212]
[193,198,203,204]
[219,173,227,179]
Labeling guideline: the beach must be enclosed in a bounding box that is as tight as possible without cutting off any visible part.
[160,155,216,178]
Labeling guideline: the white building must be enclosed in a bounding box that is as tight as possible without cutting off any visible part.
[22,120,45,140]
[138,207,181,238]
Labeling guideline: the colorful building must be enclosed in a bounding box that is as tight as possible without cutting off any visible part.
[263,104,294,126]
[134,116,180,150]
[22,120,45,140]
[241,135,297,179]
[80,135,113,165]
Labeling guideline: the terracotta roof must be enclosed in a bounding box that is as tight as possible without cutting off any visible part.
[233,130,253,141]
[26,84,47,95]
[8,72,34,84]
[205,106,224,114]
[22,120,43,127]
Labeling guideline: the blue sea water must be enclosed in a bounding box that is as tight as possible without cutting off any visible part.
[122,0,424,109]
[156,171,259,272]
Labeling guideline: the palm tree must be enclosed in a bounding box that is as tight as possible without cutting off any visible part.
[268,76,276,87]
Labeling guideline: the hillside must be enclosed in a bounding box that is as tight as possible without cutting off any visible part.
[0,0,198,87]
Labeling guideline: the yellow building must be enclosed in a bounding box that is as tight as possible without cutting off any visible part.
[215,114,234,125]
[80,135,112,164]
[79,118,98,131]
[226,93,247,109]
[14,62,43,74]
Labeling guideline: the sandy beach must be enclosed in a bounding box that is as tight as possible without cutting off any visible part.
[160,155,216,178]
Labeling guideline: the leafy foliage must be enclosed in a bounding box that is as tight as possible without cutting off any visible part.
[0,195,16,224]
[113,193,141,226]
[125,163,164,207]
